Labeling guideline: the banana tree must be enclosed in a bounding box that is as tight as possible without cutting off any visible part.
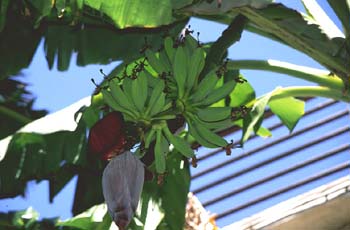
[0,0,349,229]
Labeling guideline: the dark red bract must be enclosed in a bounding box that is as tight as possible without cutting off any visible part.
[88,111,126,160]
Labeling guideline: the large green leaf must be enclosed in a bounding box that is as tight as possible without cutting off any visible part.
[1,1,187,74]
[327,0,350,37]
[269,96,305,132]
[182,2,349,82]
[237,4,349,80]
[84,0,174,29]
[0,10,42,79]
[179,0,273,15]
[301,0,344,38]
[0,122,88,199]
[0,97,91,199]
[44,22,186,71]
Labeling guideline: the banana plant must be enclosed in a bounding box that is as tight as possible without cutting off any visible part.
[0,1,349,229]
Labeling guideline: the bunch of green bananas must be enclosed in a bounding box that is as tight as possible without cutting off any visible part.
[101,33,237,174]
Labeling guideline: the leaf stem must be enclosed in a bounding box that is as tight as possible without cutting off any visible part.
[270,86,350,102]
[227,59,344,90]
[0,105,32,124]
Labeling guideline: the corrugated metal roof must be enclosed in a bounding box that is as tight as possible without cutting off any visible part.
[190,98,350,227]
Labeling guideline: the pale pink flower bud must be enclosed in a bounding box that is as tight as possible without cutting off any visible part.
[102,151,144,229]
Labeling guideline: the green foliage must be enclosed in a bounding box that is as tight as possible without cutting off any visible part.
[57,204,112,230]
[0,151,189,230]
[84,0,174,28]
[1,1,349,229]
[0,1,187,76]
[0,122,88,199]
[269,96,305,132]
[238,4,349,82]
[241,91,273,143]
[327,0,350,37]
[0,8,42,78]
[0,78,47,139]
[0,207,57,230]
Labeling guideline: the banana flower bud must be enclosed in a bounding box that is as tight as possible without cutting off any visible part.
[102,151,144,229]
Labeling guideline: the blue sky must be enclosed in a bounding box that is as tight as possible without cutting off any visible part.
[0,0,348,227]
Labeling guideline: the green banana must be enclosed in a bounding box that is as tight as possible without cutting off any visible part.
[192,117,228,147]
[145,80,165,116]
[101,90,136,119]
[189,70,219,102]
[187,116,218,148]
[186,48,205,93]
[145,49,166,74]
[197,107,231,122]
[162,125,194,158]
[131,75,148,112]
[151,114,176,121]
[164,37,175,64]
[200,118,233,131]
[155,129,167,173]
[173,46,188,98]
[197,80,236,106]
[144,127,156,149]
[121,77,141,114]
[149,92,165,117]
[184,35,198,53]
[162,101,172,112]
[109,79,138,113]
[159,48,172,72]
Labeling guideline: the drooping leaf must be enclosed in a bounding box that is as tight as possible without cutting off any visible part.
[241,90,273,143]
[0,97,91,160]
[0,122,88,199]
[44,21,186,71]
[269,96,305,132]
[0,97,91,199]
[327,0,350,37]
[0,9,42,78]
